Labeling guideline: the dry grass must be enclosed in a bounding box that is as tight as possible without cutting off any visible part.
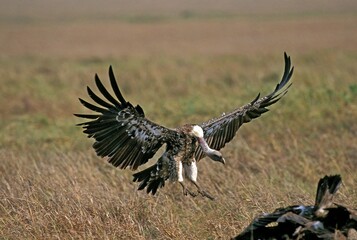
[1,2,357,239]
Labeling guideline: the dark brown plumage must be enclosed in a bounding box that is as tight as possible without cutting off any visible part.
[232,175,357,240]
[75,53,293,198]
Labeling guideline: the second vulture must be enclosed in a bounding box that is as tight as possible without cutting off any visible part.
[75,52,294,199]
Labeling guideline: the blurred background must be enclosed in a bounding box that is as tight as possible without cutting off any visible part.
[1,0,356,57]
[0,1,356,239]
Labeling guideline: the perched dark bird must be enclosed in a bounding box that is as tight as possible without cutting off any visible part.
[232,175,357,240]
[75,53,293,199]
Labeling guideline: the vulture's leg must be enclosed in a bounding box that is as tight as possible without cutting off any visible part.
[179,182,197,197]
[178,161,197,197]
[184,161,215,200]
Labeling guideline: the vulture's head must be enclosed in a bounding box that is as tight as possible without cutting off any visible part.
[191,125,226,165]
[207,149,226,165]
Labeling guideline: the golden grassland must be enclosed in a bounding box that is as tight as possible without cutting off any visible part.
[1,4,357,239]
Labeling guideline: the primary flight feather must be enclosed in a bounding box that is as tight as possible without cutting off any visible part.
[75,52,294,199]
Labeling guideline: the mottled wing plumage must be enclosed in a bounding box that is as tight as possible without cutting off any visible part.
[237,210,287,234]
[233,175,357,240]
[195,52,293,161]
[233,207,300,240]
[75,66,177,170]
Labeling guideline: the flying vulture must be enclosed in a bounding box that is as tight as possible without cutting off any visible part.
[75,53,293,200]
[232,175,357,240]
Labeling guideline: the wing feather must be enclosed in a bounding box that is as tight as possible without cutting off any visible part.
[195,52,294,161]
[74,113,100,120]
[109,66,128,107]
[75,66,177,170]
[78,98,108,113]
[86,86,113,109]
[94,73,121,107]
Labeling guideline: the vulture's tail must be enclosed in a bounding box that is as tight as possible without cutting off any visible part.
[132,153,173,195]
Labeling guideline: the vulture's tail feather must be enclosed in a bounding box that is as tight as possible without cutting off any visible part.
[133,154,174,195]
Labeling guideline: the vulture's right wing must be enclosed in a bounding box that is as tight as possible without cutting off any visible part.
[75,66,178,170]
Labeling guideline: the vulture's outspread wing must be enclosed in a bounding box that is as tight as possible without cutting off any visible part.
[233,207,302,240]
[75,66,177,170]
[195,52,293,161]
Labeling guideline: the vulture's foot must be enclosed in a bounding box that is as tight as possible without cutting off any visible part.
[179,182,197,197]
[198,190,215,200]
[191,181,215,200]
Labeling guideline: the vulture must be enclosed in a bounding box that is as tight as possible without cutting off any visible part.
[232,175,357,240]
[75,52,293,200]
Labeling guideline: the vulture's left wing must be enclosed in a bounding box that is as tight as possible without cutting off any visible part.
[75,66,178,170]
[195,52,293,161]
[233,206,298,240]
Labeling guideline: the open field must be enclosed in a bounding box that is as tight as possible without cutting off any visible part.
[1,1,357,239]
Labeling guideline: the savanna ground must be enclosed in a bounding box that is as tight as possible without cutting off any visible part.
[1,1,357,239]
